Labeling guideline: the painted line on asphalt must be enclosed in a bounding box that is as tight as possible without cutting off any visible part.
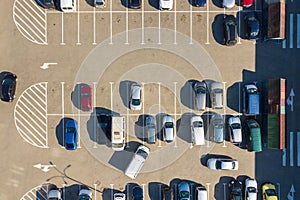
[223,183,227,200]
[61,12,65,45]
[62,82,65,148]
[297,14,300,48]
[46,10,245,14]
[174,0,177,44]
[93,7,96,45]
[189,4,193,44]
[158,10,161,44]
[126,83,130,147]
[158,82,162,147]
[282,148,286,167]
[94,184,97,200]
[290,13,293,48]
[276,183,280,200]
[298,132,300,166]
[109,0,113,44]
[174,82,178,148]
[290,131,294,166]
[93,82,98,148]
[109,82,114,111]
[206,0,210,44]
[77,83,81,148]
[237,0,241,44]
[141,0,145,44]
[125,3,129,44]
[282,39,286,48]
[77,0,81,45]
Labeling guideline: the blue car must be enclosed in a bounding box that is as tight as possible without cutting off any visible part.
[65,119,78,150]
[178,181,190,200]
[193,0,206,7]
[132,186,143,200]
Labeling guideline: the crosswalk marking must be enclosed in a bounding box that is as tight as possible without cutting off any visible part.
[282,13,300,49]
[282,131,300,167]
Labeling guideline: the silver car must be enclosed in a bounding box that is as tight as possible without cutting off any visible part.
[193,81,206,111]
[212,114,224,143]
[211,82,224,109]
[130,83,142,110]
[94,0,106,8]
[145,115,157,144]
[162,115,175,143]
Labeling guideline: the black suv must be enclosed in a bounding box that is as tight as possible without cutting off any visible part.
[223,15,238,46]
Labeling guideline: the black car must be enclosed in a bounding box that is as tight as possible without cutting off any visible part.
[229,180,242,200]
[161,186,173,200]
[245,12,260,40]
[130,0,141,8]
[132,186,143,200]
[43,0,55,9]
[223,15,238,46]
[1,72,17,102]
[193,0,206,7]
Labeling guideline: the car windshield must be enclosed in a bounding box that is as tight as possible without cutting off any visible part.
[147,124,155,129]
[66,143,74,148]
[96,1,104,5]
[78,195,92,200]
[132,99,140,105]
[248,187,257,193]
[66,127,75,133]
[196,86,206,94]
[232,162,236,169]
[214,88,223,93]
[48,198,59,200]
[213,119,223,128]
[180,191,189,198]
[231,123,240,129]
[248,121,259,128]
[250,30,259,37]
[248,87,257,94]
[165,122,173,128]
[226,20,236,26]
[81,92,90,97]
[131,0,140,4]
[136,149,148,159]
[232,188,242,195]
[193,121,203,128]
[266,189,276,196]
[2,79,13,85]
[216,160,222,169]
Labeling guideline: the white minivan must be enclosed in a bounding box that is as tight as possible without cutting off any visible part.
[60,0,76,12]
[196,186,207,200]
[125,145,149,179]
[111,116,125,151]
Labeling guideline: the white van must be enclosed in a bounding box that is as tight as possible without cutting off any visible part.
[111,116,125,151]
[60,0,76,12]
[125,145,149,179]
[196,186,207,200]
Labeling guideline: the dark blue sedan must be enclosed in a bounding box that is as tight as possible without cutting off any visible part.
[1,72,17,102]
[245,12,260,40]
[65,119,78,150]
[193,0,206,6]
[132,186,143,200]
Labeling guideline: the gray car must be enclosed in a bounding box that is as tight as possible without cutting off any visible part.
[211,82,224,109]
[212,114,224,143]
[145,116,157,144]
[193,81,206,111]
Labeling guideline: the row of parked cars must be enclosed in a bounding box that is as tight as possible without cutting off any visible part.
[48,186,92,200]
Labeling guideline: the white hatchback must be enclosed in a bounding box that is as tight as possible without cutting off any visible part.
[191,115,205,145]
[228,116,242,143]
[159,0,173,10]
[245,178,257,200]
[163,115,175,143]
[130,83,142,110]
[207,158,238,170]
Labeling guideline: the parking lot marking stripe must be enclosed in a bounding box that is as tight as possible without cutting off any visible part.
[206,183,210,199]
[223,183,227,200]
[237,4,241,44]
[282,39,286,48]
[158,82,162,147]
[29,88,47,106]
[126,83,130,147]
[28,0,46,16]
[77,0,81,45]
[14,12,45,42]
[174,0,177,44]
[141,0,145,44]
[282,148,286,166]
[142,184,146,198]
[93,184,97,200]
[77,88,81,148]
[18,127,38,147]
[276,183,280,200]
[205,0,210,44]
[93,82,97,148]
[297,14,300,48]
[38,82,47,91]
[109,0,113,44]
[61,82,65,147]
[189,5,193,44]
[125,5,129,44]
[174,82,178,148]
[290,131,294,166]
[22,96,47,119]
[45,82,48,147]
[158,11,161,44]
[290,13,294,48]
[297,132,300,166]
[238,82,241,113]
[19,0,46,23]
[109,82,113,111]
[142,82,145,115]
[19,100,47,125]
[47,10,244,14]
[93,7,96,45]
[33,85,47,98]
[24,92,47,113]
[14,21,36,42]
[61,12,65,45]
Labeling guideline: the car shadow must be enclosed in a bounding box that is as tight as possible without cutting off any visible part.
[176,112,195,143]
[203,79,217,108]
[108,141,142,172]
[55,117,74,147]
[54,0,62,11]
[211,0,223,8]
[121,0,130,8]
[155,113,168,141]
[237,11,247,39]
[71,83,91,111]
[135,114,151,142]
[119,80,136,109]
[148,182,165,200]
[212,14,226,45]
[148,0,159,9]
[214,176,235,200]
[226,82,242,113]
[86,0,94,7]
[180,80,198,110]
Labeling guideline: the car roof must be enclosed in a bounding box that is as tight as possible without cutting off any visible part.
[131,84,141,99]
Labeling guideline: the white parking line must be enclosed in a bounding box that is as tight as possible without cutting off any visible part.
[206,0,210,44]
[126,83,130,147]
[141,0,145,44]
[77,0,81,45]
[93,7,96,45]
[189,4,193,44]
[77,84,81,148]
[94,184,97,200]
[282,148,286,167]
[276,183,281,200]
[61,13,65,45]
[174,82,178,148]
[237,0,241,44]
[109,82,114,111]
[206,183,210,199]
[222,82,226,147]
[238,82,241,113]
[158,11,161,44]
[62,82,65,147]
[282,39,286,48]
[297,14,300,48]
[158,82,162,147]
[174,0,177,44]
[93,82,98,148]
[109,0,113,44]
[110,184,114,199]
[297,132,300,166]
[125,5,129,44]
[290,13,294,48]
[290,131,294,166]
[223,183,227,200]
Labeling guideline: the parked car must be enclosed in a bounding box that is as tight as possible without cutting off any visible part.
[132,185,143,200]
[245,178,257,200]
[191,115,205,145]
[130,83,142,110]
[244,119,262,152]
[262,182,278,200]
[159,0,173,10]
[80,85,92,112]
[48,188,62,200]
[195,186,207,200]
[243,83,260,115]
[95,0,106,8]
[43,0,55,9]
[65,119,78,150]
[242,0,253,7]
[130,0,141,8]
[125,145,149,179]
[212,114,224,143]
[178,181,191,200]
[162,186,174,200]
[223,0,235,9]
[223,15,238,46]
[163,115,175,143]
[114,193,126,200]
[229,180,242,200]
[228,117,242,143]
[111,116,126,151]
[78,189,92,200]
[245,12,259,40]
[211,82,223,109]
[193,81,206,110]
[145,115,157,144]
[0,72,17,102]
[193,0,206,7]
[207,158,238,170]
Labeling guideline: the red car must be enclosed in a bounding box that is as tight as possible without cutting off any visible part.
[243,0,253,7]
[80,85,92,112]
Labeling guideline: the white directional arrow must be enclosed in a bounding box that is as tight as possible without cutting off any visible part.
[287,184,295,200]
[33,163,56,173]
[40,62,58,70]
[287,88,295,112]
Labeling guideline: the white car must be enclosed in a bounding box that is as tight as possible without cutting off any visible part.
[130,83,142,110]
[245,178,257,200]
[114,193,126,200]
[228,117,242,143]
[223,0,235,8]
[163,115,175,143]
[191,116,205,145]
[78,189,92,200]
[48,188,62,200]
[94,0,106,8]
[207,158,238,170]
[159,0,173,10]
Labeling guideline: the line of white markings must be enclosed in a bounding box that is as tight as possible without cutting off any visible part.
[290,131,293,166]
[290,13,293,49]
[297,14,300,48]
[46,10,248,14]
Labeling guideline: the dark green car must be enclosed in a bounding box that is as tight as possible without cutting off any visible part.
[245,119,262,152]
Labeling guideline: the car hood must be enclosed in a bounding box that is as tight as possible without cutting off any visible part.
[65,133,74,143]
[232,129,242,142]
[193,127,205,145]
[223,0,235,8]
[165,128,174,141]
[214,128,223,143]
[160,0,173,9]
[248,192,257,200]
[48,190,61,198]
[195,93,206,110]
